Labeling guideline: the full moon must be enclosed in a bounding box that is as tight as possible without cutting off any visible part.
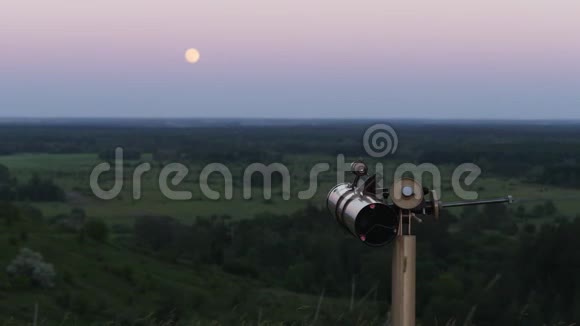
[185,48,200,64]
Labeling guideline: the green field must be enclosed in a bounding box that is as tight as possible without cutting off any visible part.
[1,153,577,223]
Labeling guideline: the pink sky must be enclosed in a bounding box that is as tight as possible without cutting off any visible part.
[1,0,579,118]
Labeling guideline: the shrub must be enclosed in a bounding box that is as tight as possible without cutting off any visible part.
[6,248,56,288]
[0,201,20,226]
[84,218,109,243]
[16,174,65,202]
[19,231,28,242]
[110,223,132,234]
[523,223,537,234]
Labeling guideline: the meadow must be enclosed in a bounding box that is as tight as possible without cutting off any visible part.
[0,152,577,222]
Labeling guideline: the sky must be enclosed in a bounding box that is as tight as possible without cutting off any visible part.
[1,0,579,119]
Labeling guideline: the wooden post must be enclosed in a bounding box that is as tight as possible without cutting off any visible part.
[33,302,38,326]
[391,235,416,326]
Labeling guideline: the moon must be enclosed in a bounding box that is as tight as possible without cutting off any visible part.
[185,48,200,64]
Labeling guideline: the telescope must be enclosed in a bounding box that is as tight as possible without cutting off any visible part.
[326,161,513,325]
[327,160,513,247]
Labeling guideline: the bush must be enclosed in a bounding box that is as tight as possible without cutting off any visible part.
[500,221,519,236]
[6,248,56,288]
[111,223,132,234]
[19,231,28,242]
[18,205,43,220]
[0,201,20,226]
[16,174,65,202]
[84,219,109,243]
[523,223,537,234]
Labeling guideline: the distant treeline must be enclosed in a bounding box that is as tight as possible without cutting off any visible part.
[1,122,580,187]
[0,165,65,202]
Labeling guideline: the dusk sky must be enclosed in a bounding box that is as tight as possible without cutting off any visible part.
[1,0,579,119]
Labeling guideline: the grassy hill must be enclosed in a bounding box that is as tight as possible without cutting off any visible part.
[0,208,384,325]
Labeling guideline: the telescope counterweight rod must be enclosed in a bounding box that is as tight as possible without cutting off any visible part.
[441,196,512,208]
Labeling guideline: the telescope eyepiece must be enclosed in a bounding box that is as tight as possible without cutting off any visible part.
[351,161,368,176]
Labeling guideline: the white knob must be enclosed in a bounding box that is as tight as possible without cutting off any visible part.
[402,186,414,197]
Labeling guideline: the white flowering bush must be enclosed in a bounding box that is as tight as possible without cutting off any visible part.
[6,248,56,288]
